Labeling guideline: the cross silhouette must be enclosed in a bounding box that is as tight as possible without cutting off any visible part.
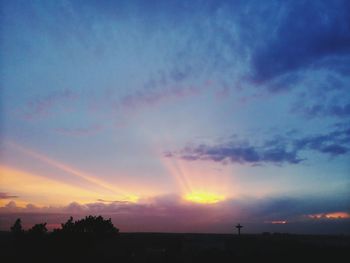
[236,223,243,235]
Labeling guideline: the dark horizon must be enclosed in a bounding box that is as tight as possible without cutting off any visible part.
[2,215,350,262]
[1,213,349,236]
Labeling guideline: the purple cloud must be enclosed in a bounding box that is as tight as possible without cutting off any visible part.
[167,126,350,165]
[177,143,301,165]
[23,89,77,119]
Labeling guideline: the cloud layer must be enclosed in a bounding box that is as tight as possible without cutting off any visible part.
[1,193,349,234]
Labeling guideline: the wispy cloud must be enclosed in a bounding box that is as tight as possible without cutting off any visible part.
[120,85,201,110]
[294,101,350,119]
[23,89,77,119]
[0,193,18,199]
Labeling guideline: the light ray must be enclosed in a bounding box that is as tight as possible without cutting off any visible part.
[0,165,103,206]
[5,141,133,200]
[161,157,193,194]
[160,150,232,204]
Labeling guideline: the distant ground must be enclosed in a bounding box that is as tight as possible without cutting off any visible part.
[1,231,349,262]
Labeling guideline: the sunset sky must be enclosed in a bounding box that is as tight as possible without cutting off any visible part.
[1,0,349,234]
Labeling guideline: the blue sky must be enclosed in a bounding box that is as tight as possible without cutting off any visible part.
[0,0,349,233]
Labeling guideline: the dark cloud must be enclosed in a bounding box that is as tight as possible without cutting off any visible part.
[0,193,18,199]
[296,103,350,119]
[250,0,350,83]
[178,143,301,165]
[293,127,350,156]
[167,126,350,165]
[12,0,348,123]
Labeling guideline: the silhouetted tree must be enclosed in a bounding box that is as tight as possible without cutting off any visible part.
[10,218,24,235]
[28,223,47,236]
[60,216,74,232]
[58,215,119,235]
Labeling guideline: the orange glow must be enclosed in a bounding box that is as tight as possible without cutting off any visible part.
[0,165,100,206]
[309,212,350,219]
[4,141,147,203]
[0,199,28,208]
[325,212,350,219]
[184,191,225,204]
[0,165,139,206]
[7,141,126,195]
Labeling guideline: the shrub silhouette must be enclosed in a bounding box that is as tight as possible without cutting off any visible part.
[59,215,119,235]
[10,218,24,235]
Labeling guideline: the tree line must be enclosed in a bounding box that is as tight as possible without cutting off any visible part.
[10,215,119,237]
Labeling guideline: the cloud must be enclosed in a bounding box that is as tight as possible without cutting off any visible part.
[0,193,349,234]
[167,126,350,165]
[249,0,350,84]
[11,0,348,125]
[293,127,350,156]
[23,89,77,119]
[181,144,301,165]
[96,199,130,204]
[120,85,200,110]
[294,102,350,119]
[0,193,18,199]
[5,201,17,209]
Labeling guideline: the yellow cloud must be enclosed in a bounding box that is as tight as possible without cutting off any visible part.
[184,191,225,204]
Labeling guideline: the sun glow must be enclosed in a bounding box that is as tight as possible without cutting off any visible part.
[160,152,233,205]
[184,192,225,204]
[121,194,139,203]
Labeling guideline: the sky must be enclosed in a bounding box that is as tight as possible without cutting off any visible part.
[0,0,349,234]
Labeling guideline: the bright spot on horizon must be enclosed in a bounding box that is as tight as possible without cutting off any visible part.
[309,212,350,219]
[270,220,287,224]
[184,192,225,204]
